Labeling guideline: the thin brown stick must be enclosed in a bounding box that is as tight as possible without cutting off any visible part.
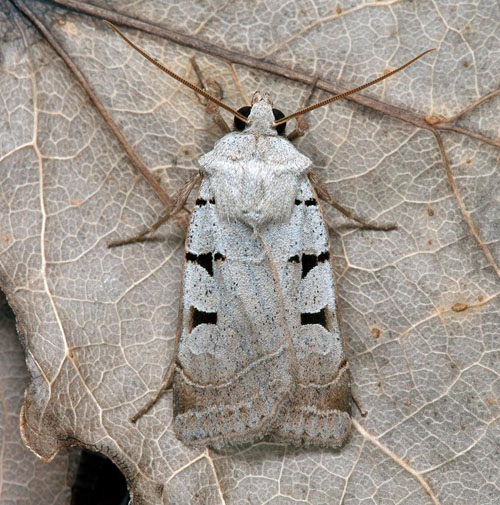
[46,0,500,149]
[351,390,367,417]
[431,128,500,280]
[190,57,230,133]
[205,102,231,134]
[107,212,171,247]
[190,56,209,105]
[327,202,397,231]
[303,76,320,105]
[440,87,500,124]
[12,0,174,211]
[229,63,251,106]
[435,124,500,149]
[130,360,176,423]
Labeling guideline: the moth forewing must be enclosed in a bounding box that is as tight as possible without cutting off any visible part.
[265,182,352,447]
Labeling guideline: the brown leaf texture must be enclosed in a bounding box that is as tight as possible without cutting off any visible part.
[1,1,499,504]
[0,292,73,504]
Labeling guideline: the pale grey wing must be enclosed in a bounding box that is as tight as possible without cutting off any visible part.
[173,179,295,450]
[262,177,352,447]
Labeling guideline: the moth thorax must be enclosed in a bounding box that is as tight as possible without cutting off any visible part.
[212,165,299,228]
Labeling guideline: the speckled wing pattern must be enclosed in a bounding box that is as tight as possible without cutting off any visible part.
[174,180,295,449]
[173,127,351,450]
[269,181,352,447]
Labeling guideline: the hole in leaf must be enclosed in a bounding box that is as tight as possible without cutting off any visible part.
[71,449,128,505]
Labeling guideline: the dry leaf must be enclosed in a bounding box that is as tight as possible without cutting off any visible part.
[0,293,73,504]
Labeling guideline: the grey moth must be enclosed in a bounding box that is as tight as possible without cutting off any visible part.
[175,91,351,449]
[105,21,433,450]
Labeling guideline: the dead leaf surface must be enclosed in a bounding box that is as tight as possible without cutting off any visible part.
[0,292,72,504]
[0,1,499,504]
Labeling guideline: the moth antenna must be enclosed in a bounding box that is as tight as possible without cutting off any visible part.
[104,21,249,124]
[274,48,436,126]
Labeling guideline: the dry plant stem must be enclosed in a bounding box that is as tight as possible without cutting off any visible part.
[131,236,191,424]
[309,173,398,231]
[435,124,500,149]
[190,57,224,103]
[130,237,192,423]
[431,129,500,280]
[12,0,175,212]
[327,200,397,231]
[442,86,500,123]
[107,212,171,248]
[286,117,308,141]
[303,76,320,106]
[229,63,251,106]
[206,102,231,134]
[108,174,202,248]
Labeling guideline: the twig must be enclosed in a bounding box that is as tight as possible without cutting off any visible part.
[431,128,500,280]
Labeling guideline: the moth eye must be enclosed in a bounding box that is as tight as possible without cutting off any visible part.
[272,108,286,136]
[234,106,252,131]
[233,106,286,135]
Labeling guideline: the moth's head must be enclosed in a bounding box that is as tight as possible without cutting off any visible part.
[233,92,286,136]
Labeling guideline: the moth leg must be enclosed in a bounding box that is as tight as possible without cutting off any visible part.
[351,390,368,417]
[130,358,176,423]
[191,56,231,134]
[107,174,201,248]
[205,101,231,134]
[309,172,398,231]
[287,77,319,141]
[286,115,309,141]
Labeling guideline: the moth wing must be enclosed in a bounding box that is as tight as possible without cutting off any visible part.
[173,181,295,449]
[264,178,352,447]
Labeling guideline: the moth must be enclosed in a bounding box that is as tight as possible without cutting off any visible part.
[105,21,432,450]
